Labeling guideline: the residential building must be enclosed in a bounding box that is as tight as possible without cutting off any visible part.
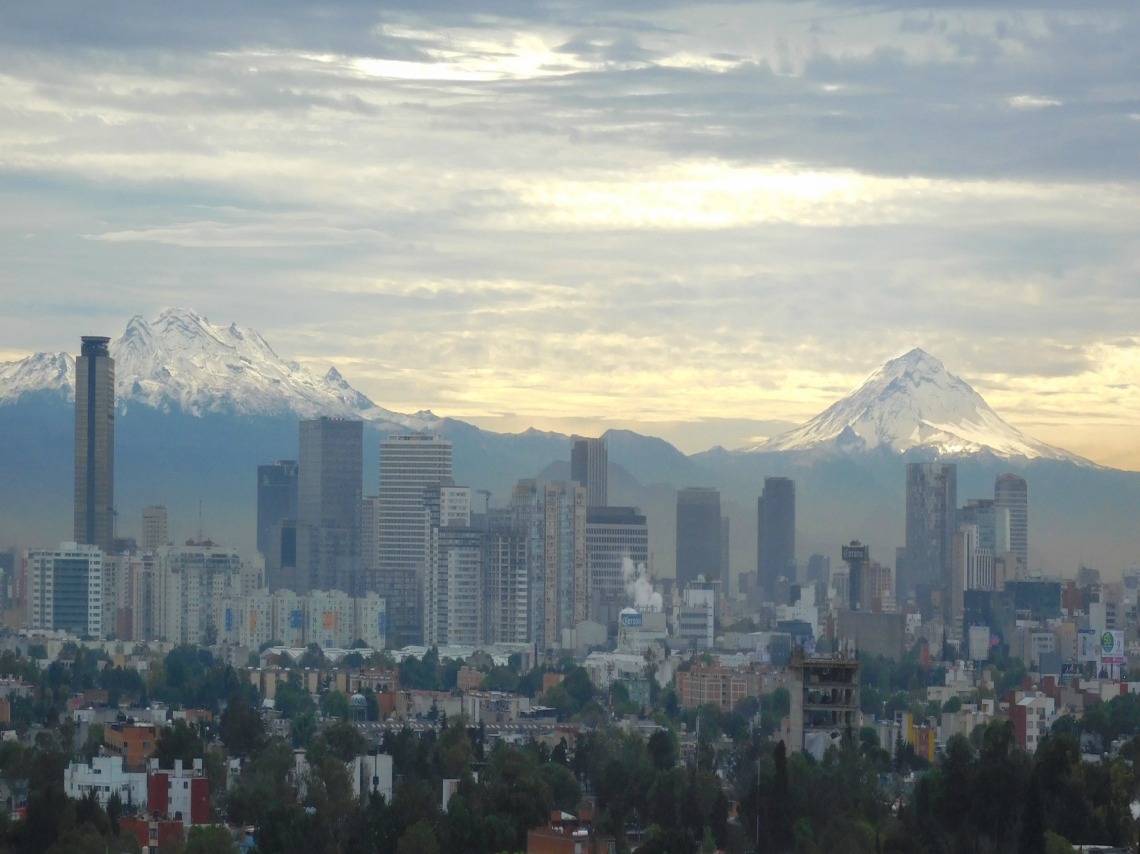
[485,522,529,645]
[141,506,169,553]
[789,651,860,754]
[64,755,147,809]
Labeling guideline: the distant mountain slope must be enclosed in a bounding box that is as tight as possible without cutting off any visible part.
[752,348,1087,464]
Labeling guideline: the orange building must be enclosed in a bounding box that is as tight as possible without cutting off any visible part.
[675,662,752,712]
[104,724,159,771]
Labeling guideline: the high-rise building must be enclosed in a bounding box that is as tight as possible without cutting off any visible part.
[423,484,485,647]
[141,506,169,553]
[27,542,104,637]
[545,481,588,647]
[994,473,1028,569]
[676,487,721,591]
[586,506,649,625]
[373,433,453,646]
[485,516,529,645]
[571,437,608,508]
[904,463,957,596]
[757,477,796,596]
[153,544,243,645]
[957,499,996,554]
[841,541,870,612]
[293,419,362,594]
[257,460,298,557]
[74,336,115,553]
[299,419,362,531]
[507,479,589,651]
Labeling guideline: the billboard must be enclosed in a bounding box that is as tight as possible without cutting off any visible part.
[1078,629,1099,663]
[620,611,643,629]
[289,609,303,629]
[1100,630,1124,665]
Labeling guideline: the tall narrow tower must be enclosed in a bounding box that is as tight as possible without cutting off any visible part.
[570,436,608,508]
[757,476,796,596]
[74,336,115,553]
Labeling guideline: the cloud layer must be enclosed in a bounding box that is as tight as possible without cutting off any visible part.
[1,0,1138,465]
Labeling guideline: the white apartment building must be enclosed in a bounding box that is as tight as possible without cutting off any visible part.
[26,542,103,638]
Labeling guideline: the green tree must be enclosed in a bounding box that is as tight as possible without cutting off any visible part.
[153,720,204,769]
[183,825,238,853]
[398,820,441,854]
[219,695,265,756]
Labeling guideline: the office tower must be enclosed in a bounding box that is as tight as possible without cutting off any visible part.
[511,480,546,646]
[676,487,722,591]
[721,517,731,586]
[994,473,1028,569]
[586,506,649,625]
[293,419,362,594]
[27,542,104,637]
[757,477,796,596]
[950,525,995,639]
[806,554,830,586]
[571,437,608,508]
[374,433,452,646]
[257,460,298,557]
[485,516,529,645]
[842,541,870,612]
[904,463,957,595]
[74,336,115,553]
[957,499,996,554]
[299,420,362,531]
[140,506,168,553]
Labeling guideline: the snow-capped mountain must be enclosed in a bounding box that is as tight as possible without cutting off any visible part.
[0,351,74,402]
[0,308,439,429]
[752,348,1088,463]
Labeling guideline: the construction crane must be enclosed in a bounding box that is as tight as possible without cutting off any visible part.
[476,489,492,530]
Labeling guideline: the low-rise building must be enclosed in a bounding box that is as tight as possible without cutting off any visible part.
[64,755,148,808]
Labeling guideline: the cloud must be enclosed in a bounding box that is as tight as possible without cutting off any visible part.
[1,0,1139,466]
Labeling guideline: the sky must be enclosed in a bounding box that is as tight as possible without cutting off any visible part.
[1,1,1138,467]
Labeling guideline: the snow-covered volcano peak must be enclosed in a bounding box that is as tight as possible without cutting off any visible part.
[0,309,439,430]
[754,349,1087,463]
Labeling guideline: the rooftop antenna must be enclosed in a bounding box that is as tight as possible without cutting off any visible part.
[197,500,203,545]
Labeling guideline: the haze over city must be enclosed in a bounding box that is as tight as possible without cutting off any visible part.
[2,1,1138,468]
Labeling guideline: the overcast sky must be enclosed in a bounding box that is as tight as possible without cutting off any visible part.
[1,1,1137,466]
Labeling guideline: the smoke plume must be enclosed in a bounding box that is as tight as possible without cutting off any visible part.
[622,556,663,611]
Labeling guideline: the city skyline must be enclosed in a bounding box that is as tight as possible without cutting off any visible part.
[1,2,1137,469]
